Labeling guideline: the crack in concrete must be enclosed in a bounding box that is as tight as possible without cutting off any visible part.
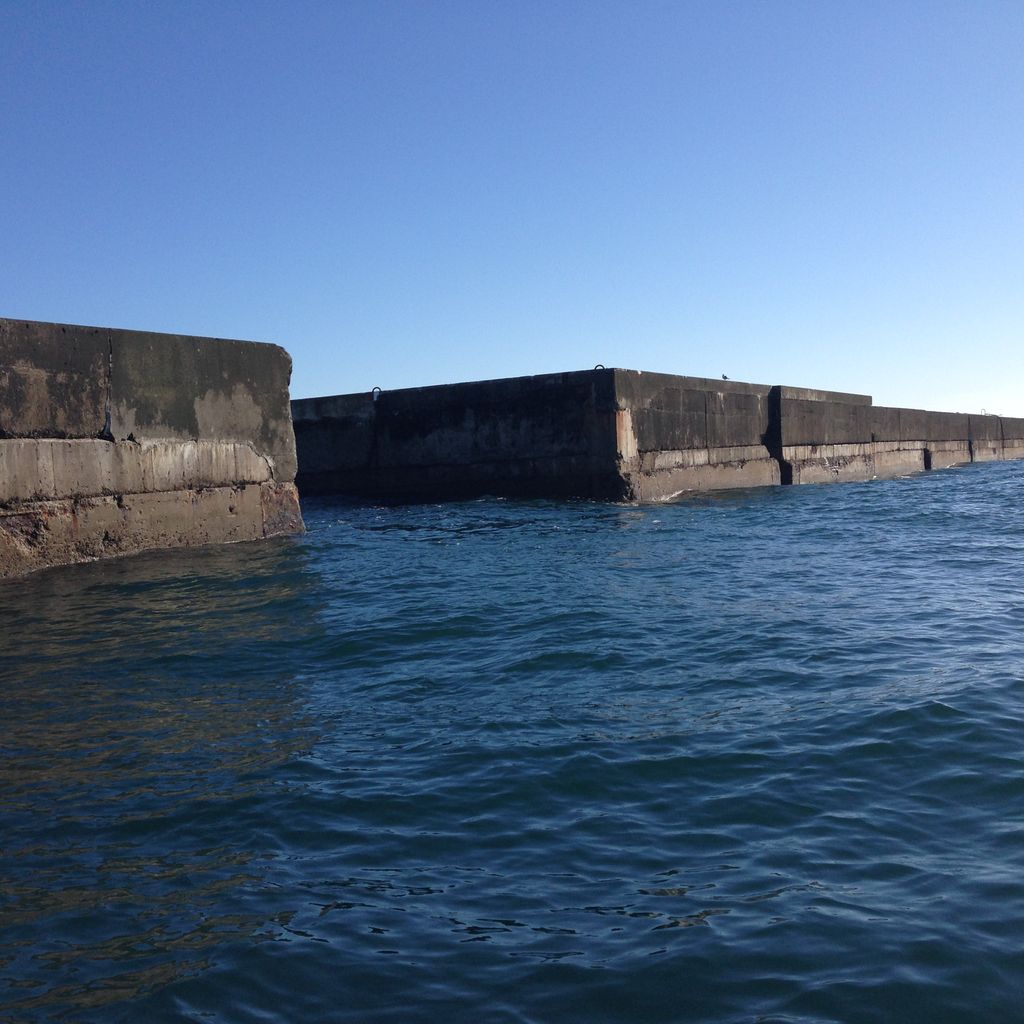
[98,334,114,442]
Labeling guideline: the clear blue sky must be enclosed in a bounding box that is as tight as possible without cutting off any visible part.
[3,1,1022,413]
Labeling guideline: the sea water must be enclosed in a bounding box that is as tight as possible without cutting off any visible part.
[3,462,1024,1023]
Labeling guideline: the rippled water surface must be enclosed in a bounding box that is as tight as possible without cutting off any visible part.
[4,463,1024,1023]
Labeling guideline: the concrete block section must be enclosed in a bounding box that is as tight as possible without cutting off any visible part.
[969,414,1002,443]
[927,411,970,441]
[628,389,707,452]
[1001,418,1024,442]
[778,395,872,447]
[611,371,775,499]
[968,414,1002,461]
[612,371,773,453]
[899,408,933,442]
[1,317,297,479]
[927,441,972,470]
[0,485,268,577]
[628,454,780,500]
[706,389,773,449]
[0,482,302,578]
[900,408,968,442]
[0,319,109,437]
[1,317,304,577]
[0,438,276,504]
[293,369,622,500]
[785,442,929,484]
[870,406,902,442]
[1002,439,1024,462]
[108,326,298,482]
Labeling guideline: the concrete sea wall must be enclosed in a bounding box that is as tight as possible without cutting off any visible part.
[292,370,623,500]
[773,386,1017,484]
[294,368,1024,503]
[1,318,304,577]
[612,371,780,499]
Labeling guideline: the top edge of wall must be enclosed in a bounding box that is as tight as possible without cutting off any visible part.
[294,368,797,408]
[776,385,872,406]
[0,316,282,353]
[291,368,620,408]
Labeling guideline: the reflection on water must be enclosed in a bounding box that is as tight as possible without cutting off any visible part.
[1,539,317,1017]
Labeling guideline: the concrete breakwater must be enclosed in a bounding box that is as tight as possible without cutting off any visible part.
[292,368,1024,502]
[1,318,304,578]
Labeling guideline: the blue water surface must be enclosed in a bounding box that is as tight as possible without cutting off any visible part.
[3,462,1024,1023]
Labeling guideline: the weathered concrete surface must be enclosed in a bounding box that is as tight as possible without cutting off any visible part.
[968,414,1003,462]
[293,370,778,502]
[1002,418,1024,462]
[1,318,303,578]
[777,386,890,484]
[776,392,987,484]
[611,371,779,499]
[294,368,1024,504]
[293,369,784,503]
[0,319,297,479]
[293,370,623,501]
[0,483,300,578]
[0,439,276,502]
[0,321,109,438]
